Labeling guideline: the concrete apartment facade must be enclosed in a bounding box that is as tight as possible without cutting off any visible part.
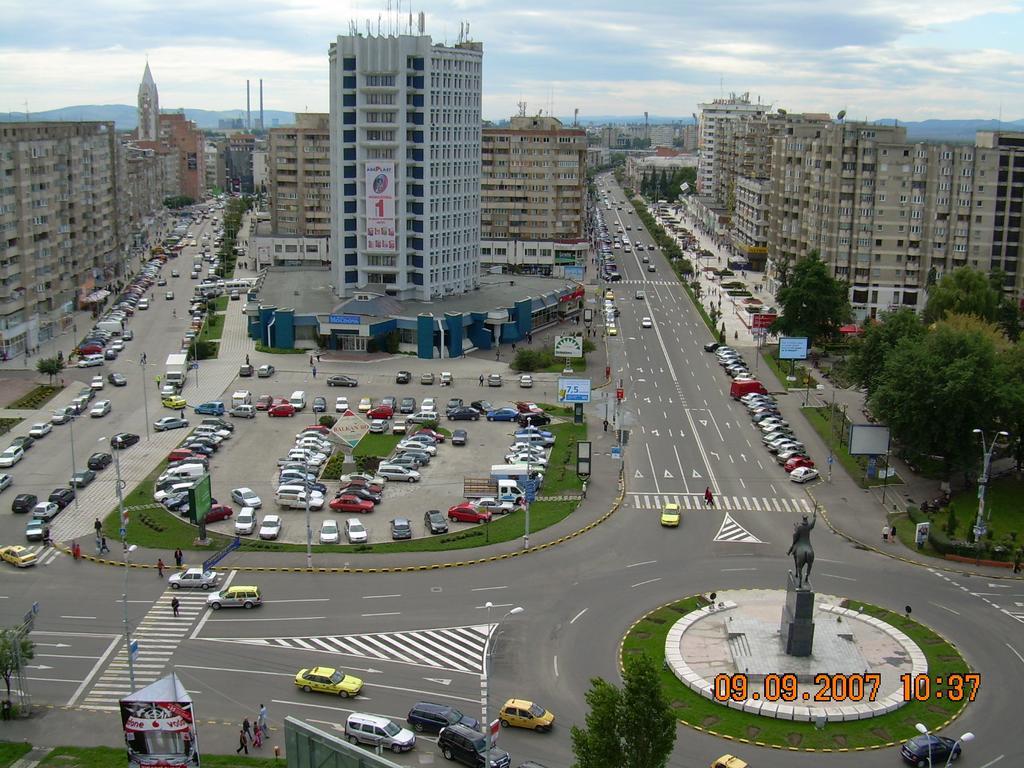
[328,32,483,302]
[697,93,767,205]
[0,122,121,355]
[480,115,588,276]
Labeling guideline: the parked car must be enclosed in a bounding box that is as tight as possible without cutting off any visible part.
[395,370,411,384]
[451,429,468,446]
[108,372,128,387]
[48,487,76,510]
[424,509,448,534]
[319,518,340,544]
[259,515,282,540]
[112,432,140,449]
[327,375,358,387]
[257,364,276,378]
[312,396,327,413]
[390,517,413,540]
[789,467,820,484]
[448,502,492,524]
[345,517,368,543]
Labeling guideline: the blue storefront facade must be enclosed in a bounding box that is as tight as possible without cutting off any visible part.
[246,285,585,359]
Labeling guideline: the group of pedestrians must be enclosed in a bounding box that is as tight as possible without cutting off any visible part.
[881,523,898,543]
[237,704,270,754]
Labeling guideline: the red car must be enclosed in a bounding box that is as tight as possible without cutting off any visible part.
[414,427,445,443]
[205,503,234,523]
[368,405,394,420]
[269,403,296,417]
[167,449,201,463]
[304,425,331,434]
[515,401,544,415]
[785,456,815,472]
[255,394,273,411]
[329,494,374,513]
[271,396,288,407]
[79,343,103,356]
[447,502,492,524]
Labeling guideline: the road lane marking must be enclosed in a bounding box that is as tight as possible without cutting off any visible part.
[1005,643,1024,665]
[361,612,401,617]
[470,586,508,592]
[553,656,558,678]
[929,602,961,616]
[66,635,121,707]
[60,616,97,620]
[206,616,328,622]
[362,594,401,599]
[625,560,656,568]
[631,578,662,588]
[820,573,857,581]
[570,608,588,624]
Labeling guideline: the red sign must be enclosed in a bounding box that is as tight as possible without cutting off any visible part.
[616,388,624,401]
[752,313,776,330]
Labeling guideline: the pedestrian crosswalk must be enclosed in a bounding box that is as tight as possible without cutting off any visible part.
[612,280,680,287]
[79,591,207,711]
[628,492,813,515]
[714,513,763,543]
[220,624,491,675]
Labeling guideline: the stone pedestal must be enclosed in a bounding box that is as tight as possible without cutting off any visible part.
[780,572,815,656]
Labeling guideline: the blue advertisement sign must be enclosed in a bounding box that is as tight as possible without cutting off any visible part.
[328,314,362,325]
[563,266,585,281]
[524,478,538,503]
[778,336,809,360]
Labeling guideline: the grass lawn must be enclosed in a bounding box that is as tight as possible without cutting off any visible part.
[254,344,306,355]
[538,421,588,495]
[7,384,62,410]
[0,743,31,767]
[38,746,277,768]
[353,432,402,457]
[198,312,225,343]
[802,406,902,490]
[210,296,229,312]
[947,475,1024,549]
[624,598,972,750]
[0,418,21,436]
[761,350,819,391]
[541,358,587,373]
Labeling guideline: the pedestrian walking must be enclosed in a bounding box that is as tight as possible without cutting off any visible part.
[511,342,517,352]
[704,487,714,508]
[171,596,180,617]
[251,721,263,748]
[245,354,250,366]
[243,718,252,742]
[311,366,317,379]
[890,524,897,542]
[1,699,11,721]
[174,548,183,568]
[179,408,185,419]
[581,480,588,499]
[236,728,248,755]
[94,518,102,537]
[479,374,484,387]
[527,332,533,344]
[1014,550,1022,574]
[99,536,110,554]
[882,524,889,543]
[157,558,165,577]
[309,355,314,366]
[258,703,269,737]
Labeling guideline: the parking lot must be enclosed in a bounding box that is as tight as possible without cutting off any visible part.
[179,368,560,544]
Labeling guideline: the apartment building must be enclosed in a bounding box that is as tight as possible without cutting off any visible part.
[204,139,227,192]
[328,31,483,300]
[0,122,120,355]
[480,115,588,275]
[766,123,1024,320]
[225,134,257,194]
[697,93,767,204]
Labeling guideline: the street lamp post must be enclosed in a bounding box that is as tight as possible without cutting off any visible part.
[944,732,974,767]
[972,429,1009,542]
[303,458,313,569]
[139,357,150,439]
[121,542,138,689]
[483,602,523,758]
[68,415,80,514]
[914,723,934,768]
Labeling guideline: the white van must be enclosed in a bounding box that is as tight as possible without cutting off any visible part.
[289,391,307,411]
[344,713,415,753]
[231,390,252,408]
[159,464,207,483]
[275,485,325,510]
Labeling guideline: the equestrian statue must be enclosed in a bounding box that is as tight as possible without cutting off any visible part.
[787,507,817,589]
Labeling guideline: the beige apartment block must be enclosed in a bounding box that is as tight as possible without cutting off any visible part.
[480,115,587,275]
[697,92,767,205]
[269,113,331,238]
[0,122,120,354]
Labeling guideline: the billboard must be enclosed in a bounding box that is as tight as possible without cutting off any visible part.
[188,474,212,526]
[120,673,199,767]
[778,336,809,360]
[848,424,891,457]
[558,377,592,403]
[554,335,584,359]
[365,162,396,252]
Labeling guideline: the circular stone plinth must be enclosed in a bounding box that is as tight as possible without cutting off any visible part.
[664,589,926,722]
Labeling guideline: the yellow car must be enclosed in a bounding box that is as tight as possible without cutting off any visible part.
[604,290,615,300]
[608,326,618,336]
[498,699,554,732]
[162,395,187,409]
[294,666,363,698]
[660,503,681,527]
[711,757,748,768]
[357,396,372,413]
[1,545,38,568]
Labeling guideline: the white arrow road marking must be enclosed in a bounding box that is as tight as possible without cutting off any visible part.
[691,469,702,478]
[663,470,673,478]
[425,677,452,686]
[634,469,644,479]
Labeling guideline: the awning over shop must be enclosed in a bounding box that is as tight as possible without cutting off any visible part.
[82,289,110,304]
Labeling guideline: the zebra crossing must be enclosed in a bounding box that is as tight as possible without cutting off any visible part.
[218,624,491,675]
[613,280,679,287]
[714,513,763,543]
[79,591,207,711]
[628,492,813,515]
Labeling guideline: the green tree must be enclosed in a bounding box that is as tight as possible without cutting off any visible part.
[571,654,676,768]
[771,254,851,345]
[870,314,1007,479]
[846,309,925,396]
[0,627,34,700]
[35,356,63,384]
[923,266,1002,324]
[994,341,1024,470]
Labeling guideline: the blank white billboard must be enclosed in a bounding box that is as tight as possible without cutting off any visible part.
[848,424,890,456]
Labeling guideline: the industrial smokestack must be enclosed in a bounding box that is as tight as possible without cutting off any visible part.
[259,79,264,131]
[246,79,251,130]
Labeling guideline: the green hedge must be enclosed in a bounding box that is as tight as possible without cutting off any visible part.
[7,384,61,410]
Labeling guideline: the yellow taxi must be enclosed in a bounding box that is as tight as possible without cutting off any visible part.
[711,756,748,768]
[604,290,615,300]
[294,666,363,698]
[498,699,555,732]
[608,326,618,336]
[162,395,187,409]
[1,545,38,568]
[660,502,681,527]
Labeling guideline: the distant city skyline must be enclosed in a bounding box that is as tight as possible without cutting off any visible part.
[2,0,1022,121]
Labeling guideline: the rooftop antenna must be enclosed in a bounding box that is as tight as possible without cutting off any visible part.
[517,100,527,117]
[573,107,579,127]
[24,100,29,122]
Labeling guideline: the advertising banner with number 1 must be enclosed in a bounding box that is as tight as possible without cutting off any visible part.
[365,161,396,252]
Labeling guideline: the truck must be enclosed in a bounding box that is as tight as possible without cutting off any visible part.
[95,318,124,336]
[490,464,545,486]
[165,353,189,390]
[463,477,526,504]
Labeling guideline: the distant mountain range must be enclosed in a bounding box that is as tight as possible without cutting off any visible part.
[1,105,1021,143]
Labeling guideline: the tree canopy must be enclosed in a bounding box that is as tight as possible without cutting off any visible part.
[0,627,34,699]
[846,309,925,396]
[923,266,1002,324]
[771,254,851,345]
[571,654,676,768]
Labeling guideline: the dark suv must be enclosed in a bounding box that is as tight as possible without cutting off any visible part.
[424,509,449,535]
[407,702,479,734]
[12,493,37,514]
[437,723,510,768]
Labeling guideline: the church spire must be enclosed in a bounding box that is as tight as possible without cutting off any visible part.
[137,61,160,141]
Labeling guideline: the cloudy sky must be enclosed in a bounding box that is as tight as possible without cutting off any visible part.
[2,0,1022,121]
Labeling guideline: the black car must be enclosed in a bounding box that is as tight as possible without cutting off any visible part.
[901,734,962,766]
[48,487,76,509]
[111,432,140,450]
[11,493,37,514]
[437,723,510,768]
[451,429,468,446]
[239,364,254,377]
[406,701,479,734]
[517,412,551,427]
[390,517,413,540]
[163,493,191,513]
[704,341,722,352]
[88,452,113,471]
[448,407,480,421]
[424,509,449,535]
[183,442,215,456]
[470,400,492,414]
[327,375,358,387]
[312,396,327,413]
[70,469,97,488]
[337,486,382,505]
[10,435,33,452]
[399,397,416,414]
[395,370,411,384]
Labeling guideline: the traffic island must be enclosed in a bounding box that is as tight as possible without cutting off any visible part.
[621,594,974,751]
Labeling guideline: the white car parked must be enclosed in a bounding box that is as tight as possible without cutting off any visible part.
[319,518,340,544]
[258,515,282,540]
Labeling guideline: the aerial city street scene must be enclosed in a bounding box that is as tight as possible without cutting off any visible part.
[1,1,1023,767]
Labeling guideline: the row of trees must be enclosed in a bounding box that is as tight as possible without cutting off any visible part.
[638,167,697,203]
